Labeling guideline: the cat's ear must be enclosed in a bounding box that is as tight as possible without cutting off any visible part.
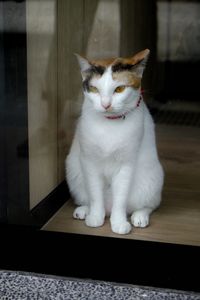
[131,49,150,77]
[75,54,91,79]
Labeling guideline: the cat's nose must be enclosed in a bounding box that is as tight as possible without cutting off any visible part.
[102,103,111,110]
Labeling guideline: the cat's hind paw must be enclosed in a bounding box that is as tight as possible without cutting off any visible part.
[111,221,132,235]
[73,206,89,220]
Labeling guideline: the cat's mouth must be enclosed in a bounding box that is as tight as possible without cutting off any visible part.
[103,110,127,119]
[103,107,128,116]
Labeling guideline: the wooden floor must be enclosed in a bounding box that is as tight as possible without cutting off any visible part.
[43,125,200,246]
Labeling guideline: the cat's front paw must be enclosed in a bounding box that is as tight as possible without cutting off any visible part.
[85,214,105,228]
[131,211,149,228]
[111,221,132,235]
[73,206,89,220]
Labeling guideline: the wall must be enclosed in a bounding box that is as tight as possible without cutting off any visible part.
[26,0,58,209]
[120,0,157,98]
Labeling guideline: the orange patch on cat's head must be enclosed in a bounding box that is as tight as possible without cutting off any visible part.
[77,49,149,91]
[111,49,150,87]
[90,57,117,67]
[90,49,149,67]
[112,71,141,89]
[119,49,150,66]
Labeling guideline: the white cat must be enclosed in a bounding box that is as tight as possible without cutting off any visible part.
[66,49,164,235]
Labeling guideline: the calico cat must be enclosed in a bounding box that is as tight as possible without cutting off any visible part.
[66,49,164,235]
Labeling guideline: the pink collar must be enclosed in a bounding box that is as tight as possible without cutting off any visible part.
[105,94,142,120]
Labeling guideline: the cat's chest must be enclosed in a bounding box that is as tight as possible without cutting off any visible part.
[79,118,139,159]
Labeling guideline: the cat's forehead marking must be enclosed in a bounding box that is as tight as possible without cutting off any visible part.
[82,65,106,91]
[110,58,141,89]
[82,56,142,91]
[112,71,141,89]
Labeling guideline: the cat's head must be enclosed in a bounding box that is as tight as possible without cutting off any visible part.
[76,49,150,117]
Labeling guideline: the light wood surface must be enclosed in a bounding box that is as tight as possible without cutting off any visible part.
[43,125,200,246]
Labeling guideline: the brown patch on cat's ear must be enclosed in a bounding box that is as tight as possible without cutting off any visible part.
[128,49,150,65]
[112,49,150,78]
[128,49,150,78]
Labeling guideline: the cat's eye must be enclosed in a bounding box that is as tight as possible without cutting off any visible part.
[89,86,99,93]
[115,85,126,93]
